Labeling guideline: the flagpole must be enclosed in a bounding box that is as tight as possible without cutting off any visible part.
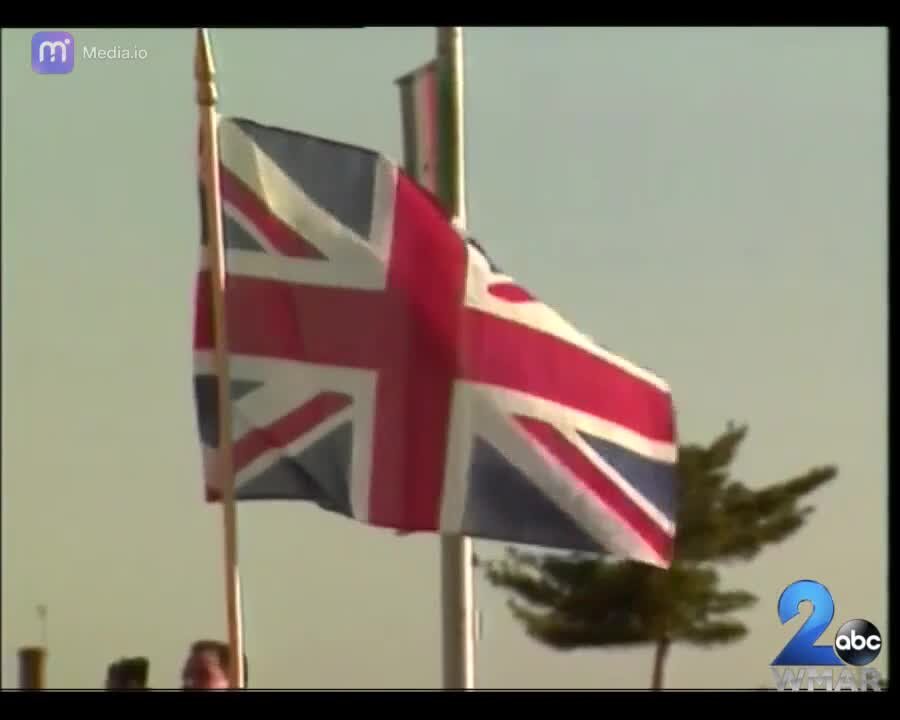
[437,25,476,691]
[194,27,245,690]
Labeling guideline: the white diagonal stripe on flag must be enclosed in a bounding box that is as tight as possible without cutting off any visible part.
[219,120,382,268]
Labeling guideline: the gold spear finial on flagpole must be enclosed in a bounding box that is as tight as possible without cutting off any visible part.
[193,27,245,690]
[194,28,217,106]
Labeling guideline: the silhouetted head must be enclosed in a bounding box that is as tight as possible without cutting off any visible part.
[181,640,247,689]
[106,657,149,689]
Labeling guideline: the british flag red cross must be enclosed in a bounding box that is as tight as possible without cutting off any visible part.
[193,117,679,568]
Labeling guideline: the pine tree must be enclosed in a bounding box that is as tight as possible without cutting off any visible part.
[479,424,836,689]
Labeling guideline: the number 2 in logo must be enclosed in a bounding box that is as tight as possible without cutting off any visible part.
[771,579,843,666]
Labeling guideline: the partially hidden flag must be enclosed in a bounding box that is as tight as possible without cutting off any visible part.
[395,60,457,205]
[192,116,680,568]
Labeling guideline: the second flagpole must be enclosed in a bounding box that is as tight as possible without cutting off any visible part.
[436,26,476,691]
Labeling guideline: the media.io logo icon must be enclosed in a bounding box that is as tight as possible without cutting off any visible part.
[32,31,75,74]
[770,579,883,691]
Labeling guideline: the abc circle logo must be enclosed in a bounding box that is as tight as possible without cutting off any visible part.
[834,619,882,666]
[772,579,882,668]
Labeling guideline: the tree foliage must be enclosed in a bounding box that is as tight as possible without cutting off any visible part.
[673,424,837,563]
[479,423,837,689]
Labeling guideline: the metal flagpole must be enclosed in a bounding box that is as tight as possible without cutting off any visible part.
[436,26,476,691]
[194,27,245,690]
[37,604,48,648]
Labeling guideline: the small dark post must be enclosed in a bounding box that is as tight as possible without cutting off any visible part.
[18,646,46,690]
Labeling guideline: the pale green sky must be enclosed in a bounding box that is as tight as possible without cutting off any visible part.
[2,27,887,689]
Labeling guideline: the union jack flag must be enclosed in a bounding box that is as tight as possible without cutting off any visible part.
[193,117,679,568]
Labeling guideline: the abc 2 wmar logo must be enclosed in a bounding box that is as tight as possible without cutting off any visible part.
[770,579,883,691]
